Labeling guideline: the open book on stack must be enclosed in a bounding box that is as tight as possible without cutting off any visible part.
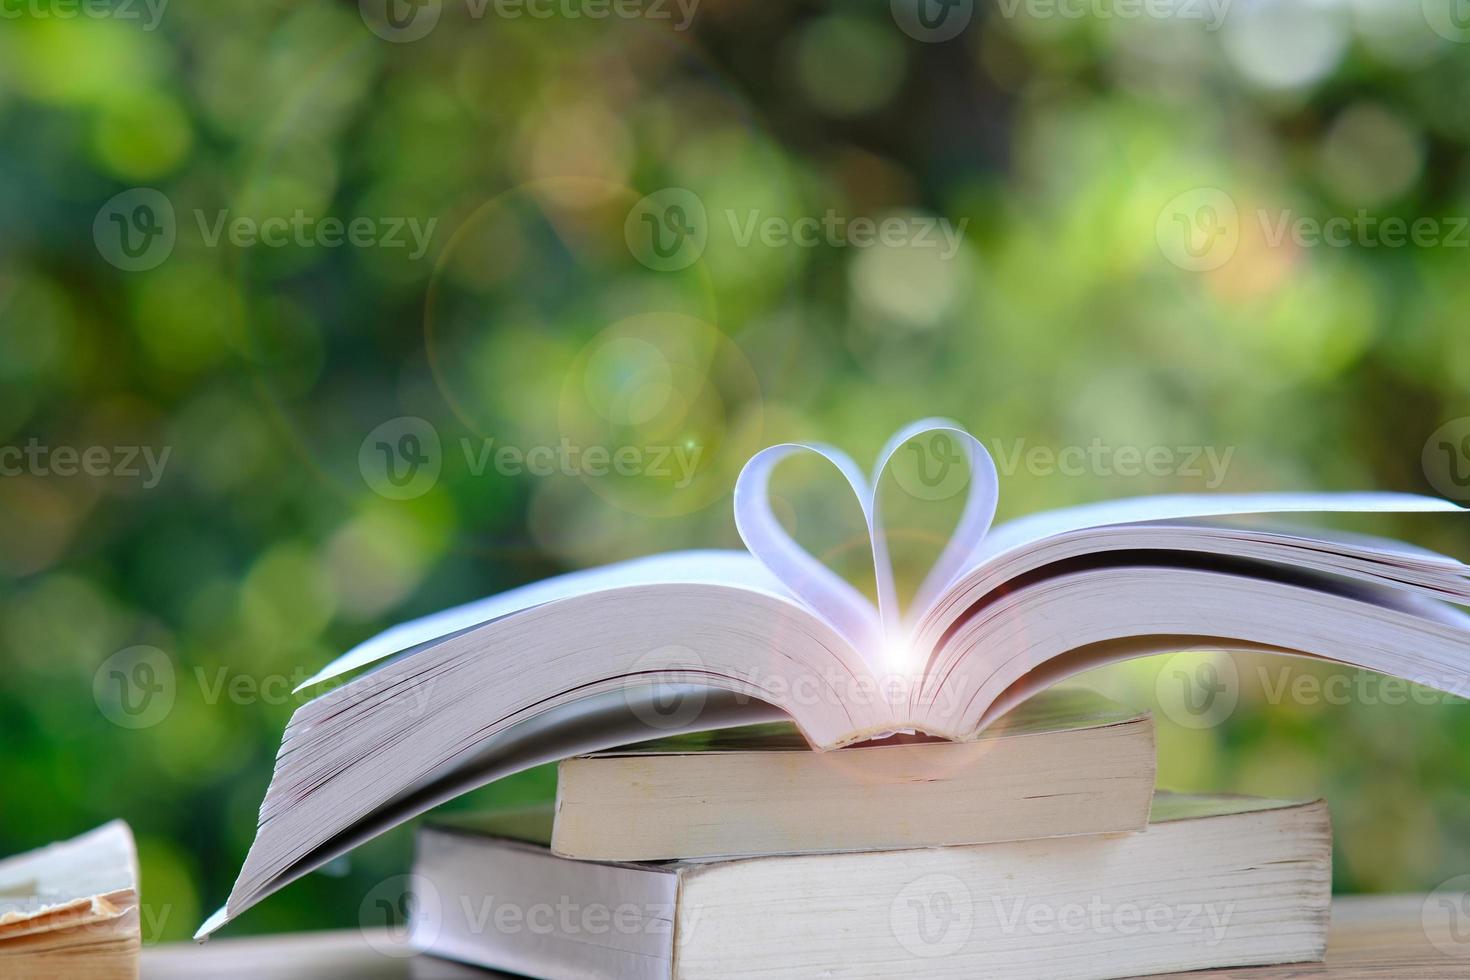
[409,692,1332,980]
[199,420,1468,936]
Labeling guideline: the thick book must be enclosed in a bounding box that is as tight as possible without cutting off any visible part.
[198,419,1467,935]
[0,822,141,980]
[410,794,1331,980]
[552,688,1155,860]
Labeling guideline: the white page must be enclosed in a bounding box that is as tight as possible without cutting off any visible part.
[973,492,1462,569]
[0,822,137,927]
[305,494,1463,690]
[296,550,786,691]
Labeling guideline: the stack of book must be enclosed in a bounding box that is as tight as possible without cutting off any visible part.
[407,689,1332,980]
[196,426,1470,946]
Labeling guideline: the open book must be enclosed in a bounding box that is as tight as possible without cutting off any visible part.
[199,419,1470,937]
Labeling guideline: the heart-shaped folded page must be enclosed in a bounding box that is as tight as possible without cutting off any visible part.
[733,418,999,668]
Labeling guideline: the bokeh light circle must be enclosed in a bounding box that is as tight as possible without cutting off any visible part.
[557,311,764,519]
[423,177,722,441]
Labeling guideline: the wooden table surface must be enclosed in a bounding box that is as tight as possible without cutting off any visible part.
[145,894,1469,979]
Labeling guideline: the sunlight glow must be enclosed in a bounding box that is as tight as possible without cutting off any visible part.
[883,637,924,679]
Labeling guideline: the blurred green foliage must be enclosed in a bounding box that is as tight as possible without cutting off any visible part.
[2,0,1470,943]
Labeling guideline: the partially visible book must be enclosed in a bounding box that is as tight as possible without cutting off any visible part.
[0,821,141,980]
[553,688,1155,860]
[411,795,1331,980]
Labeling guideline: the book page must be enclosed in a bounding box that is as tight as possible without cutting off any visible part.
[296,550,786,690]
[0,822,137,935]
[971,492,1461,570]
[198,685,786,939]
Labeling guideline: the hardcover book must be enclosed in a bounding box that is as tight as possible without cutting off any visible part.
[411,795,1332,980]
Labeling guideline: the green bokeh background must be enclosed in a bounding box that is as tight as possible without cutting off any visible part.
[2,0,1470,942]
